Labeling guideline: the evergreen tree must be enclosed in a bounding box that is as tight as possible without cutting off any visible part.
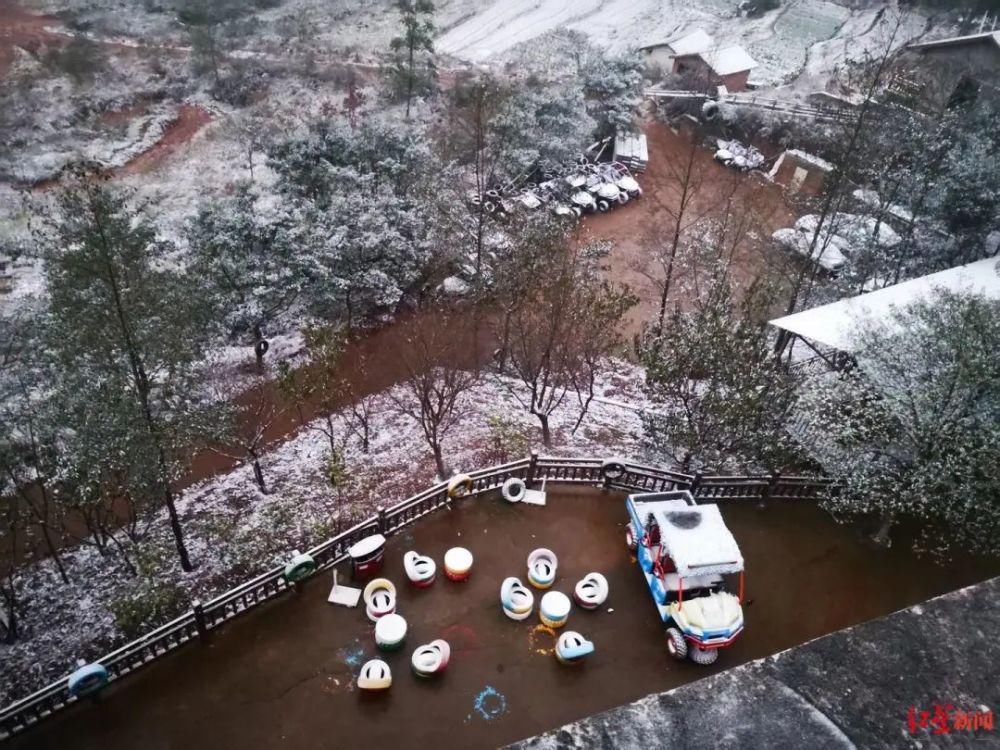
[386,0,436,118]
[797,291,1000,551]
[41,180,212,572]
[641,273,798,472]
[187,182,314,369]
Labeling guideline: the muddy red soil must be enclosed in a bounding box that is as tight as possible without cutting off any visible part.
[0,0,63,77]
[580,120,796,339]
[9,486,999,750]
[114,104,213,176]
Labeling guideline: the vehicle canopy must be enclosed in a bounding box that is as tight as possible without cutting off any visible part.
[627,492,744,577]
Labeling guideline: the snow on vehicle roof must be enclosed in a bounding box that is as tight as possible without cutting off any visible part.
[701,45,758,75]
[631,496,744,576]
[769,257,1000,351]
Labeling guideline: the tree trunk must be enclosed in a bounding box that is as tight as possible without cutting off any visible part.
[538,413,552,447]
[405,41,415,119]
[249,448,267,493]
[432,442,447,479]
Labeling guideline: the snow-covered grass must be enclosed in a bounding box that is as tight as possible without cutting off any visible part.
[0,360,654,705]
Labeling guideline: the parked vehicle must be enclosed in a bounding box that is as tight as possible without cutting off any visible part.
[606,162,643,199]
[625,491,745,666]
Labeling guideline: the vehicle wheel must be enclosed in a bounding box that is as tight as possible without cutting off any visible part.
[666,628,687,661]
[636,187,643,197]
[625,522,637,551]
[571,206,582,218]
[689,645,719,665]
[617,193,629,205]
[598,200,611,212]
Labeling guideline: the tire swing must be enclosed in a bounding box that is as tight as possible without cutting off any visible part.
[600,459,627,482]
[447,474,474,500]
[555,631,594,665]
[526,548,558,589]
[357,659,392,691]
[254,338,270,359]
[67,661,109,698]
[573,572,609,610]
[501,477,526,504]
[499,577,534,621]
[283,550,317,583]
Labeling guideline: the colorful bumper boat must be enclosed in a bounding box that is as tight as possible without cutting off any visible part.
[403,551,437,588]
[499,577,535,621]
[527,548,558,589]
[539,591,571,628]
[555,631,595,665]
[374,613,408,651]
[410,639,451,677]
[573,572,609,610]
[357,659,392,691]
[443,547,473,581]
[363,578,397,622]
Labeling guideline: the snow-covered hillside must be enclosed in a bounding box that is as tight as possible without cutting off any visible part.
[438,0,932,87]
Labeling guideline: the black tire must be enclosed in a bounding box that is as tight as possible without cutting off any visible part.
[666,628,688,661]
[702,101,720,121]
[689,645,719,665]
[598,200,610,212]
[600,459,627,481]
[254,339,270,358]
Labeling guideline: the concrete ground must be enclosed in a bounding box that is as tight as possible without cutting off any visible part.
[10,487,999,750]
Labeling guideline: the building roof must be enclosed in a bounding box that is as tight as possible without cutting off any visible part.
[629,494,744,577]
[700,45,758,75]
[640,29,714,56]
[907,30,1000,52]
[769,257,1000,351]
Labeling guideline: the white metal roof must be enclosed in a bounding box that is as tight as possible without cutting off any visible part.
[907,30,1000,52]
[769,257,1000,351]
[633,498,744,576]
[701,45,758,75]
[667,29,715,56]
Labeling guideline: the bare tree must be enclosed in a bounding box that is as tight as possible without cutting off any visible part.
[392,310,478,477]
[496,224,636,446]
[210,375,284,494]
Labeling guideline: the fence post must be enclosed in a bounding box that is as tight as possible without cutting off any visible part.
[526,451,538,485]
[377,506,387,535]
[761,471,781,509]
[690,471,703,495]
[193,600,209,643]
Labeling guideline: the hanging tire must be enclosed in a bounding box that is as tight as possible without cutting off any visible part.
[68,662,109,697]
[666,628,687,661]
[447,474,474,499]
[600,459,627,481]
[501,477,527,503]
[689,645,719,665]
[254,339,270,358]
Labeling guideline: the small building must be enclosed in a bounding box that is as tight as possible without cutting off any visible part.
[639,29,714,70]
[768,149,833,196]
[672,45,758,92]
[903,31,1000,109]
[769,257,1000,365]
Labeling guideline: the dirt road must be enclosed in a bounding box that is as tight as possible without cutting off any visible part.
[581,120,796,340]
